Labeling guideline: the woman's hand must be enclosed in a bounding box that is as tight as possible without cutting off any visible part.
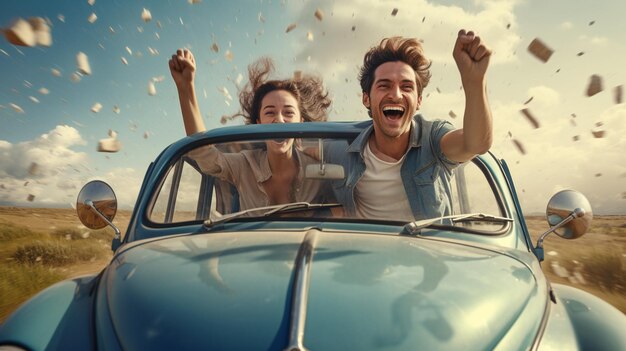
[169,48,196,88]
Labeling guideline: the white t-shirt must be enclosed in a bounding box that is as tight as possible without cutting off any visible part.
[354,141,414,222]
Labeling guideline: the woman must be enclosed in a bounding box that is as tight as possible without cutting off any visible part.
[168,49,333,210]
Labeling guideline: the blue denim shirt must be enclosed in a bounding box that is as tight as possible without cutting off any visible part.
[327,114,459,220]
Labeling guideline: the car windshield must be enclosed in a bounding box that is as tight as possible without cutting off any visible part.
[147,134,507,233]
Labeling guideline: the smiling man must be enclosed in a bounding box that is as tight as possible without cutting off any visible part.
[330,29,493,221]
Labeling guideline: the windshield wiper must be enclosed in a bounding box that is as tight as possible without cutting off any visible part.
[401,213,513,235]
[204,202,342,229]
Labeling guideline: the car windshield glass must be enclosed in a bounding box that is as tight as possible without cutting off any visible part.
[148,135,507,232]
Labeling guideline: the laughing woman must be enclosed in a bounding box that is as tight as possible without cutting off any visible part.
[169,49,332,210]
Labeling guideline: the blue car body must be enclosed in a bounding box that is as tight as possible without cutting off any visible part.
[1,121,625,350]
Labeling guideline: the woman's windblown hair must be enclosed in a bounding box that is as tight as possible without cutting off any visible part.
[234,57,331,124]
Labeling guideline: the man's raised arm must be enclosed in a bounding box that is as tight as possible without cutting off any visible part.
[440,29,493,163]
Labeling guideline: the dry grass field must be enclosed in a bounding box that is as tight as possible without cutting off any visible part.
[0,207,132,323]
[1,207,624,323]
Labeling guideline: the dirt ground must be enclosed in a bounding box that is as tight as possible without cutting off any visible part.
[1,207,625,315]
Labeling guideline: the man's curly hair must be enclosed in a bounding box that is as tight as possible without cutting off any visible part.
[358,36,431,96]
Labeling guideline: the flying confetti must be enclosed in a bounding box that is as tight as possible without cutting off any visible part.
[512,139,526,155]
[87,13,97,24]
[391,8,399,16]
[141,8,152,22]
[314,9,324,21]
[51,68,62,77]
[218,87,233,102]
[520,108,540,128]
[586,75,602,97]
[28,17,52,47]
[3,17,52,47]
[28,162,39,176]
[615,85,623,104]
[97,137,121,153]
[591,130,605,138]
[527,38,553,63]
[76,52,92,75]
[10,103,24,113]
[91,102,103,113]
[39,87,49,95]
[448,111,457,118]
[3,18,35,46]
[307,31,314,41]
[121,57,128,65]
[224,49,233,62]
[71,72,82,83]
[286,23,297,33]
[148,81,157,96]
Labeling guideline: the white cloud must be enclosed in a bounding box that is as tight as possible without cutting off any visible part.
[288,0,522,121]
[526,86,561,107]
[0,125,87,179]
[576,35,609,47]
[88,168,144,208]
[291,0,520,74]
[489,97,626,215]
[0,125,142,209]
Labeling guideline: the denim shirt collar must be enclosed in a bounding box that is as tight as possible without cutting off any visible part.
[347,114,423,154]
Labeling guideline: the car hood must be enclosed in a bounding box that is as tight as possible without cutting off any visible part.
[101,229,545,350]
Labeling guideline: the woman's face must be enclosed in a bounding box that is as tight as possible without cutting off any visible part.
[258,90,301,155]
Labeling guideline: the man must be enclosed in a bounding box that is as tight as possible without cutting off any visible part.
[329,29,492,221]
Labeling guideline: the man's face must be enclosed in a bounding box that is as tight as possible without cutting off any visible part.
[363,61,422,139]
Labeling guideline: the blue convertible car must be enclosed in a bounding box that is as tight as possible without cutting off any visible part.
[1,121,625,350]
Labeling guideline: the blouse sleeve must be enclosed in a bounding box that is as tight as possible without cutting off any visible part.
[187,145,245,184]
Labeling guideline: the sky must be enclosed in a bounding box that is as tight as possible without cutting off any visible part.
[0,0,625,214]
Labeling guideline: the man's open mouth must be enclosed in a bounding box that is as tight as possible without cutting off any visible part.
[382,106,405,119]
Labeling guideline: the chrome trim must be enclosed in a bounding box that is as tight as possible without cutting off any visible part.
[85,200,121,241]
[284,230,318,351]
[530,278,553,351]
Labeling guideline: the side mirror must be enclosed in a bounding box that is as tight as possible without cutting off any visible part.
[76,180,122,251]
[534,189,593,261]
[546,189,593,239]
[304,138,345,180]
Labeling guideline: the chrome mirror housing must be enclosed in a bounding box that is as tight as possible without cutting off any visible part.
[546,189,593,240]
[534,189,593,262]
[76,180,118,229]
[76,180,122,251]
